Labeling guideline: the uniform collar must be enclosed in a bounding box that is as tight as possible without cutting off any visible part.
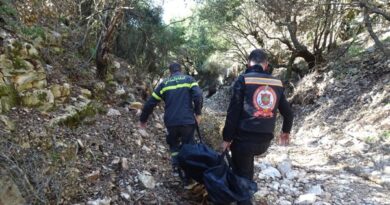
[170,71,182,76]
[245,64,266,74]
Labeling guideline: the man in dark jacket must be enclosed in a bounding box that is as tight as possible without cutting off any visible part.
[221,49,294,205]
[139,62,203,173]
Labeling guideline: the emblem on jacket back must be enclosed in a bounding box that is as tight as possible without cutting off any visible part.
[253,85,277,118]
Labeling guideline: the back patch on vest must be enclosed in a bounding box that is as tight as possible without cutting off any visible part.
[253,86,277,118]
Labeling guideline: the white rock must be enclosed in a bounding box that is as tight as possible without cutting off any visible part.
[278,199,292,205]
[155,123,164,129]
[120,192,130,200]
[121,158,129,170]
[255,161,269,170]
[296,193,317,204]
[113,61,121,69]
[76,139,84,149]
[138,129,149,137]
[142,145,151,153]
[308,184,324,196]
[111,156,121,164]
[257,173,266,180]
[280,183,290,191]
[261,167,281,179]
[138,171,156,189]
[277,158,293,177]
[126,185,133,194]
[135,138,142,146]
[253,188,268,201]
[383,166,390,175]
[107,108,121,116]
[115,87,126,96]
[86,197,111,205]
[286,170,300,180]
[271,181,280,190]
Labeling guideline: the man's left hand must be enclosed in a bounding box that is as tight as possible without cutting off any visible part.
[195,115,202,124]
[279,132,290,146]
[139,121,147,129]
[221,141,232,151]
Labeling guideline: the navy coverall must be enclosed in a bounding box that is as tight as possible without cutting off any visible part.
[140,71,203,156]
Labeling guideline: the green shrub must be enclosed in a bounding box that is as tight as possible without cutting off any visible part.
[348,44,364,56]
[21,26,46,39]
[0,4,17,16]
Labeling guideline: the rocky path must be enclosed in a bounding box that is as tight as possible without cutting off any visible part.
[253,136,389,205]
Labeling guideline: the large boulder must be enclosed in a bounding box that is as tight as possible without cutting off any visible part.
[0,172,26,205]
[50,83,70,102]
[20,89,54,111]
[0,115,15,131]
[49,100,102,127]
[12,71,47,92]
[0,54,13,71]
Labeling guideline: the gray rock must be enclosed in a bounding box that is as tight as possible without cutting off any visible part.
[261,167,282,179]
[308,184,323,196]
[271,181,280,190]
[138,171,156,189]
[277,158,293,177]
[255,161,269,170]
[286,170,299,180]
[107,108,121,116]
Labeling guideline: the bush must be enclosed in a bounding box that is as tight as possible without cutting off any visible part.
[21,26,45,39]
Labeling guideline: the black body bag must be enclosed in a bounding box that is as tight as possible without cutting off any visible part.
[177,125,220,183]
[203,151,258,204]
[177,124,258,203]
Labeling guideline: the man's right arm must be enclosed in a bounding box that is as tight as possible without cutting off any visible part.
[222,75,245,142]
[190,79,203,118]
[139,84,163,124]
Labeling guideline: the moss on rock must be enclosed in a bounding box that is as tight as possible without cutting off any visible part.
[0,85,19,113]
[49,101,104,127]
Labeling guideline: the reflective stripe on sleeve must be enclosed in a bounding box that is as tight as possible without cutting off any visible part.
[244,77,283,87]
[152,92,162,100]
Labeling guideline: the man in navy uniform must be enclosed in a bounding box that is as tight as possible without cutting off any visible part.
[140,62,203,174]
[221,49,294,205]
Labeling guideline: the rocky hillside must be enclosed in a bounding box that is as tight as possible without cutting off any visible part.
[0,21,215,204]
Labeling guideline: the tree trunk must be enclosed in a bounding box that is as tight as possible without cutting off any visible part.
[287,20,317,69]
[96,6,124,80]
[296,49,316,69]
[362,6,390,57]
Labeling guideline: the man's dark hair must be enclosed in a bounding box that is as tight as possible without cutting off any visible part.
[248,49,268,64]
[169,63,181,73]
